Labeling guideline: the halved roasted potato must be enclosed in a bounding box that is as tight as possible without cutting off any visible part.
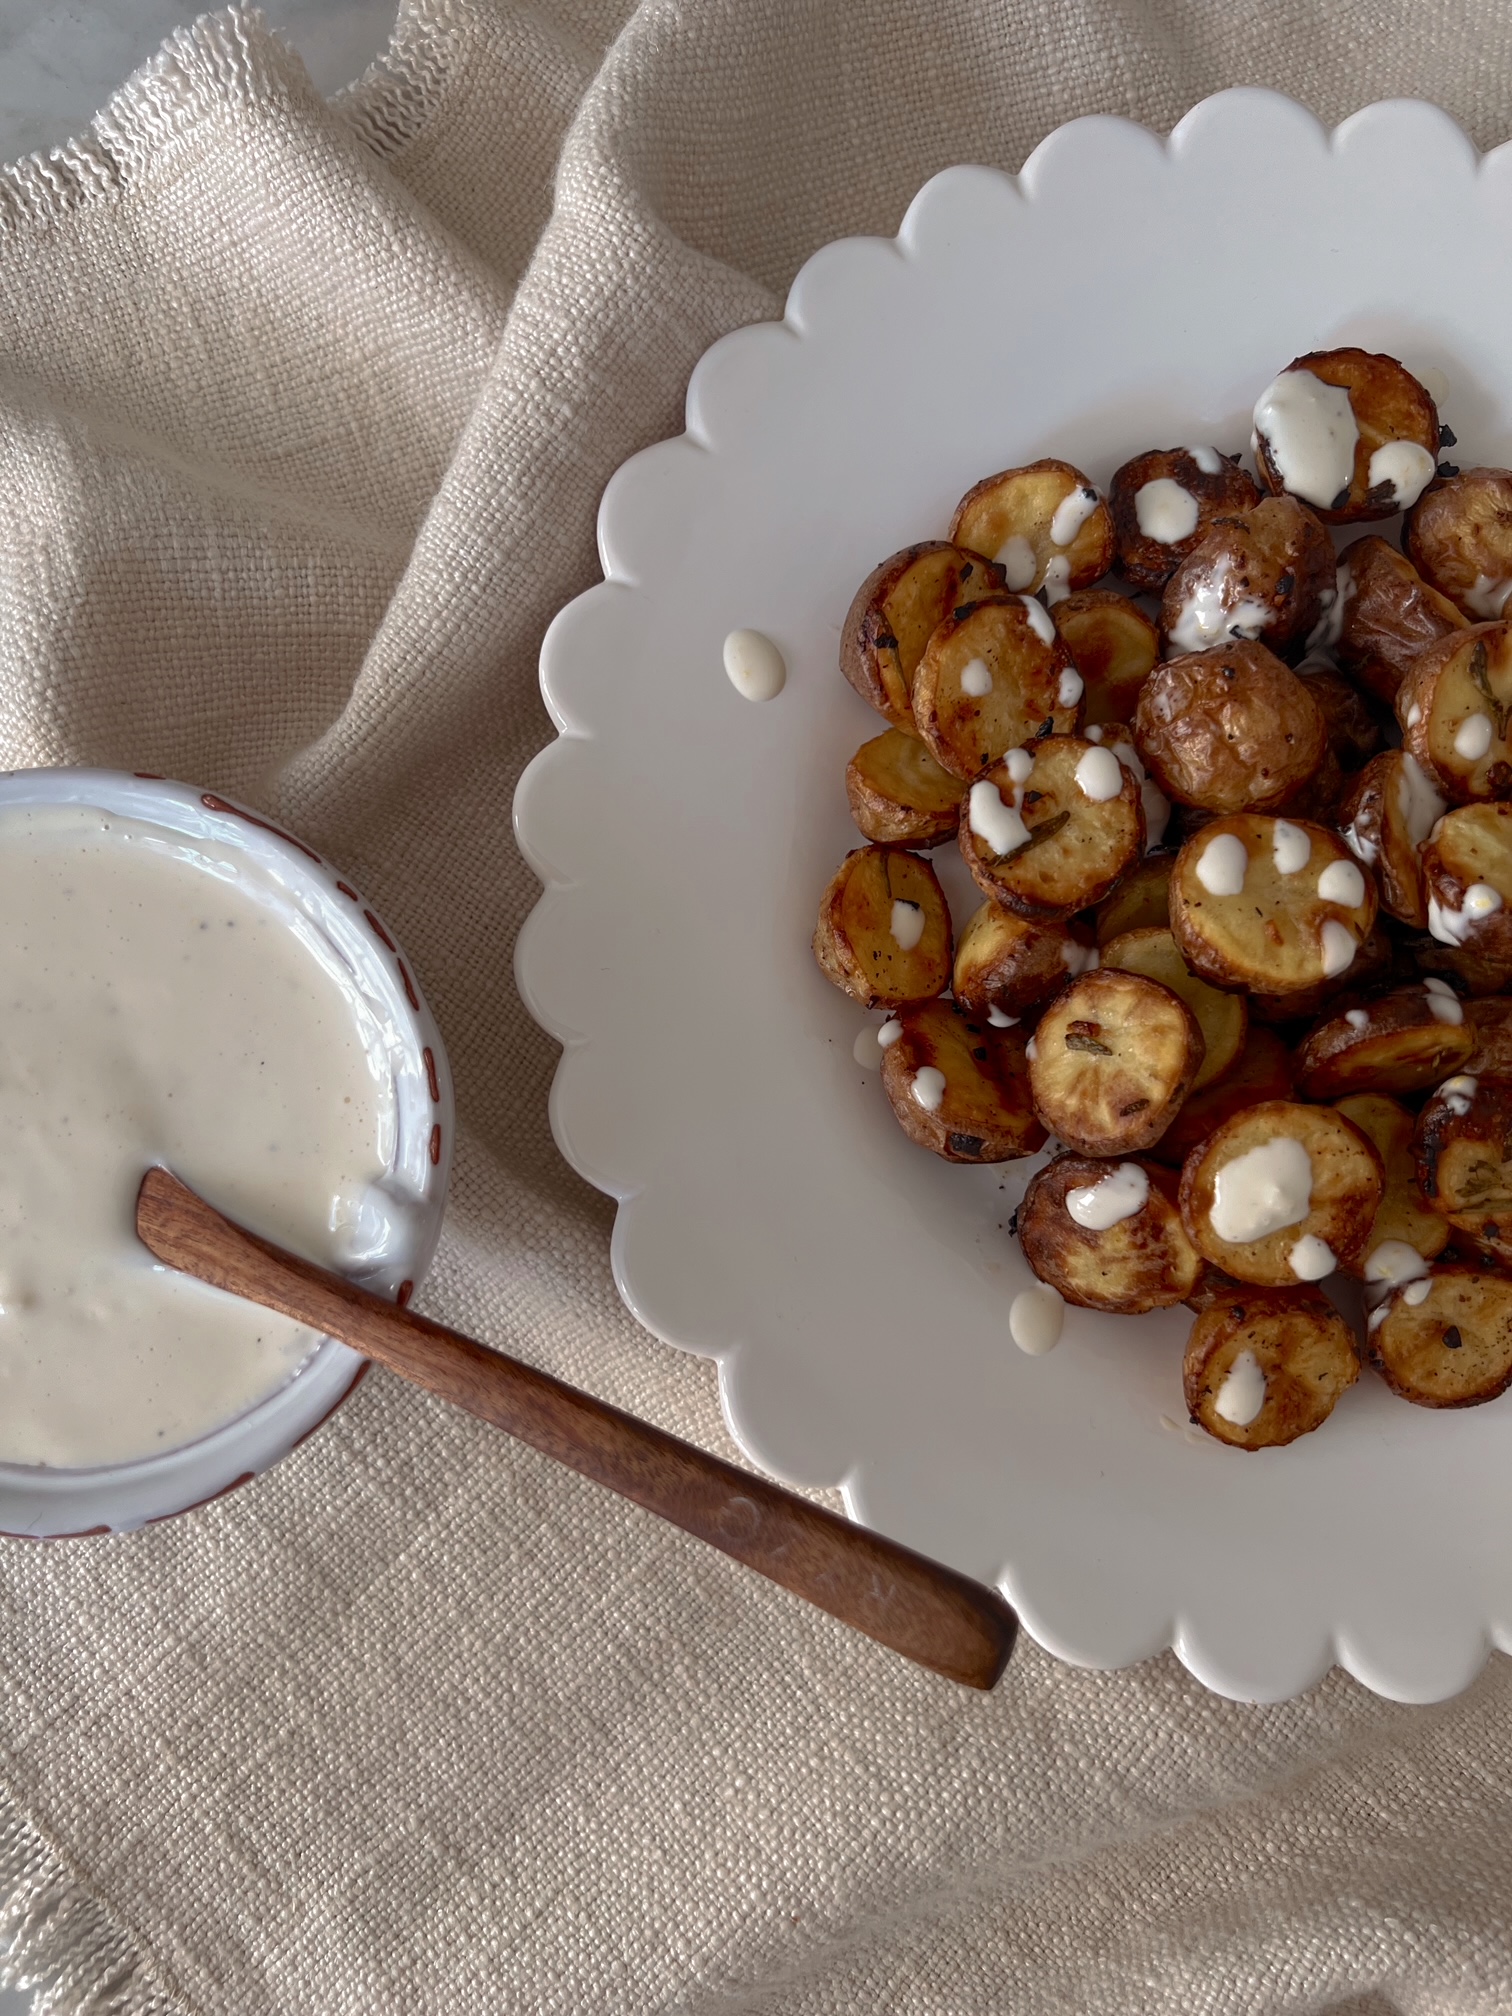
[1404,467,1512,621]
[1366,1265,1512,1406]
[1295,986,1476,1100]
[1295,661,1387,773]
[1150,1027,1296,1167]
[1158,496,1336,660]
[1335,535,1467,705]
[1335,749,1447,929]
[1018,1154,1200,1312]
[1093,852,1172,943]
[812,846,952,1008]
[911,596,1081,780]
[1179,1099,1383,1286]
[1397,623,1512,802]
[1422,803,1512,975]
[845,728,966,845]
[1099,925,1246,1092]
[1414,1073,1512,1262]
[1108,446,1261,593]
[959,736,1143,920]
[1184,1285,1360,1449]
[1252,348,1439,521]
[1132,640,1328,814]
[949,459,1115,602]
[952,902,1097,1021]
[1246,924,1398,1027]
[1050,589,1159,725]
[1028,968,1203,1156]
[1333,1092,1450,1279]
[840,543,1006,728]
[1169,814,1379,997]
[879,997,1045,1163]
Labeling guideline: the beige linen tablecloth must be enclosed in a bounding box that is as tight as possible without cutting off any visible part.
[3,4,1512,2009]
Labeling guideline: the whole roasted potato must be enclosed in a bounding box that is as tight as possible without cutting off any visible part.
[1403,468,1512,620]
[1252,348,1439,521]
[1050,589,1158,725]
[1184,1285,1360,1449]
[1108,446,1260,593]
[1422,803,1512,974]
[950,459,1114,602]
[911,595,1081,780]
[1335,535,1467,705]
[1396,623,1512,801]
[1132,640,1328,814]
[1335,749,1447,928]
[841,542,1006,728]
[1158,495,1336,660]
[879,997,1045,1163]
[812,845,952,1008]
[1018,1155,1200,1313]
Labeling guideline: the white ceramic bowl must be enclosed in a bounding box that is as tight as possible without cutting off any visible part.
[0,769,453,1539]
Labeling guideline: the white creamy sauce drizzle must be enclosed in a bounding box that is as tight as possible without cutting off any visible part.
[1345,1008,1370,1031]
[1438,1073,1479,1117]
[1317,859,1366,908]
[1168,559,1271,654]
[1050,485,1101,547]
[877,1016,903,1048]
[889,899,925,951]
[1196,832,1248,897]
[1429,884,1504,946]
[1042,557,1072,606]
[1003,746,1035,788]
[1319,919,1359,978]
[1406,702,1423,729]
[1185,445,1223,475]
[1066,1162,1149,1230]
[1305,564,1354,653]
[1142,779,1172,850]
[1342,820,1378,868]
[1021,595,1058,646]
[1075,745,1124,802]
[1209,1134,1313,1245]
[1025,1035,1039,1061]
[1061,940,1100,974]
[1367,440,1437,511]
[911,1065,947,1112]
[1252,369,1358,507]
[1424,977,1465,1025]
[1455,712,1495,761]
[1009,1283,1065,1355]
[1365,1240,1431,1287]
[1466,575,1512,621]
[1289,1234,1336,1281]
[1402,1277,1434,1308]
[960,656,994,699]
[1398,754,1447,845]
[1272,821,1311,876]
[0,805,395,1469]
[998,535,1038,590]
[1058,666,1085,707]
[968,780,1030,857]
[1134,478,1199,545]
[722,629,786,702]
[986,1005,1018,1028]
[1213,1349,1267,1428]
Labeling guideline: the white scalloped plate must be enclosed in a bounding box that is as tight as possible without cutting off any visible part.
[514,90,1512,1703]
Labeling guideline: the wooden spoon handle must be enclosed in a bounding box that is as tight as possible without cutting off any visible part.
[137,1170,1016,1689]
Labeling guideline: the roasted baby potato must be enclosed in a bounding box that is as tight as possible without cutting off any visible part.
[1414,1072,1512,1262]
[845,728,966,846]
[1108,446,1261,594]
[1335,749,1447,929]
[1366,1266,1512,1407]
[812,846,952,1008]
[1150,1027,1295,1166]
[949,459,1115,602]
[1295,661,1387,773]
[1179,1099,1382,1286]
[1466,994,1512,1076]
[1404,468,1512,621]
[1397,623,1512,802]
[1245,923,1397,1027]
[1131,640,1328,814]
[840,542,1005,728]
[1018,1154,1200,1312]
[1335,535,1467,705]
[1028,968,1203,1156]
[1050,589,1159,725]
[1252,348,1439,521]
[1295,986,1476,1100]
[1099,925,1246,1093]
[951,902,1097,1022]
[1093,852,1172,943]
[911,596,1081,780]
[1333,1092,1450,1279]
[1184,1285,1360,1449]
[959,737,1143,920]
[1158,496,1336,660]
[1169,814,1378,997]
[879,998,1045,1163]
[1422,803,1512,973]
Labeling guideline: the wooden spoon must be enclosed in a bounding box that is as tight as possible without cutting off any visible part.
[137,1169,1017,1689]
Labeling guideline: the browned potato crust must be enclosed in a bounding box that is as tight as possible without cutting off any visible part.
[1465,995,1512,1076]
[911,596,1080,780]
[1246,923,1398,1027]
[840,543,1005,728]
[1099,925,1246,1092]
[1050,589,1158,725]
[1398,929,1512,999]
[1253,349,1439,522]
[1333,1093,1450,1277]
[1179,1100,1383,1286]
[1414,1073,1512,1262]
[1150,1027,1296,1167]
[1108,447,1260,594]
[1422,803,1512,971]
[1169,814,1378,997]
[1093,853,1172,943]
[951,902,1097,1020]
[1335,535,1467,705]
[1404,468,1512,621]
[1132,641,1328,814]
[1367,1267,1512,1407]
[1295,986,1475,1100]
[845,728,965,845]
[879,998,1045,1163]
[1157,496,1335,661]
[1184,1286,1359,1449]
[1028,968,1203,1156]
[1018,1155,1199,1312]
[1335,750,1448,929]
[949,459,1115,600]
[959,737,1143,920]
[812,846,952,1009]
[1396,623,1512,802]
[1295,662,1387,773]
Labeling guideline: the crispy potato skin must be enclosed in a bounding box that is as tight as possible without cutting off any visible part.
[1099,925,1246,1093]
[1254,348,1439,523]
[1404,468,1512,620]
[1336,535,1467,705]
[1414,1075,1512,1262]
[952,903,1095,1020]
[1335,750,1445,928]
[1246,925,1399,1027]
[1396,623,1512,802]
[812,846,952,1009]
[879,999,1046,1163]
[1149,1027,1295,1166]
[950,459,1115,596]
[912,596,1080,780]
[1132,641,1328,814]
[845,728,965,845]
[1295,987,1476,1100]
[1334,1092,1450,1273]
[840,543,1005,728]
[1466,995,1512,1076]
[1109,448,1260,594]
[1184,1286,1360,1449]
[1422,803,1512,970]
[1051,589,1158,725]
[1019,1155,1200,1312]
[1029,968,1204,1156]
[959,737,1143,920]
[1157,496,1335,662]
[1094,853,1172,943]
[1296,663,1387,773]
[1367,1267,1512,1406]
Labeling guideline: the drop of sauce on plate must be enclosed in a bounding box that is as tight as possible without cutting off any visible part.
[722,629,786,702]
